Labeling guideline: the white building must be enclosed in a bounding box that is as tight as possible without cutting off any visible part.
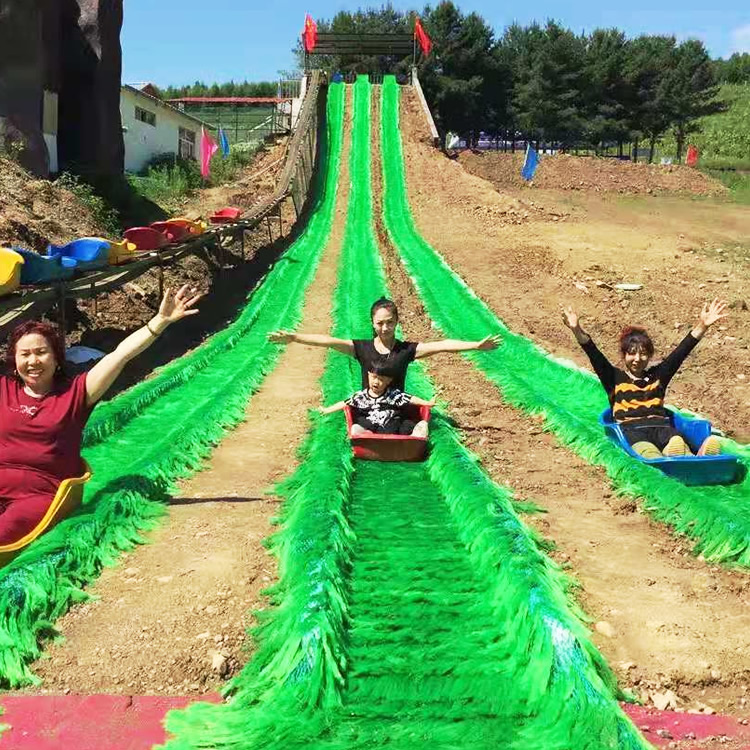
[120,83,211,173]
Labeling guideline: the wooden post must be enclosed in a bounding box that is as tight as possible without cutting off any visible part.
[241,230,246,260]
[265,215,273,243]
[277,203,283,237]
[158,258,164,299]
[91,282,97,316]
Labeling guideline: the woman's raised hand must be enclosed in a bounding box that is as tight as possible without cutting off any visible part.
[700,298,729,328]
[476,334,501,351]
[269,330,295,344]
[561,306,579,330]
[159,285,202,323]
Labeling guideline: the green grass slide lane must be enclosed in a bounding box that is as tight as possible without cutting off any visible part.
[163,76,649,750]
[380,75,750,569]
[0,83,345,690]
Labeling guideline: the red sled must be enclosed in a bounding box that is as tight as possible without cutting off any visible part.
[123,227,168,251]
[344,404,431,462]
[150,221,190,243]
[209,207,243,224]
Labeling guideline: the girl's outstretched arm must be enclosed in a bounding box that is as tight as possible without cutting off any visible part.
[319,401,347,415]
[268,331,354,355]
[415,334,501,359]
[562,306,616,393]
[408,395,436,407]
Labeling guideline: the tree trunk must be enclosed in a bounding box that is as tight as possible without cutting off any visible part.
[618,141,623,158]
[648,135,656,164]
[633,139,639,163]
[675,126,685,162]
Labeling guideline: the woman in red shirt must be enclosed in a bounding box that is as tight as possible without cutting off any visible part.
[0,285,202,544]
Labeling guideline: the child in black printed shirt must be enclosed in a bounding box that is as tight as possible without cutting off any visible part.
[320,362,434,437]
[562,298,728,458]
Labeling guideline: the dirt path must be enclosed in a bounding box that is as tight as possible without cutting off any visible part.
[383,89,750,717]
[24,89,353,697]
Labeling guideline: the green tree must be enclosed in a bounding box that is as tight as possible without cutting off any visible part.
[664,39,723,160]
[714,53,750,84]
[625,35,675,162]
[583,29,631,151]
[511,21,586,147]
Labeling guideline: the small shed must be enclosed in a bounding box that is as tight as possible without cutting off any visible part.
[120,83,212,173]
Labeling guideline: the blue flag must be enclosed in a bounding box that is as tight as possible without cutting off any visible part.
[521,144,539,181]
[218,127,230,158]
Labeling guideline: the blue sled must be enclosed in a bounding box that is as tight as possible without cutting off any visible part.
[46,238,110,273]
[599,409,741,486]
[14,247,75,284]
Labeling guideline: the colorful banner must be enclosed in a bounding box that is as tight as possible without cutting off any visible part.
[415,18,432,56]
[304,13,318,53]
[200,127,218,179]
[218,127,230,158]
[521,144,539,181]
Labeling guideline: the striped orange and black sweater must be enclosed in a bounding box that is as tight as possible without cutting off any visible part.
[580,333,699,425]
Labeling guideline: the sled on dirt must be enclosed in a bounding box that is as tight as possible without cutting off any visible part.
[344,404,431,462]
[600,409,741,486]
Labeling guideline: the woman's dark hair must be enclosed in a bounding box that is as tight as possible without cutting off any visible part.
[6,320,67,380]
[369,360,397,378]
[370,297,399,321]
[619,326,654,358]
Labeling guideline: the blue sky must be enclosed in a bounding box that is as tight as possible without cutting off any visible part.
[122,0,750,87]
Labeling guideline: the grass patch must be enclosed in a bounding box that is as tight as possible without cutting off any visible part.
[701,167,750,204]
[55,173,121,236]
[127,145,262,213]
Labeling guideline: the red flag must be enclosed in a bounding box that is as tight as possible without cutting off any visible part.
[686,144,699,167]
[304,14,318,53]
[414,17,432,56]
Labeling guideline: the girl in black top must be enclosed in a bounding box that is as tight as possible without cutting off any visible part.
[270,297,500,391]
[562,299,728,458]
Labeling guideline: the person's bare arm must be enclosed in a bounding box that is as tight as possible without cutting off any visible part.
[415,334,500,359]
[561,306,591,345]
[86,285,202,407]
[319,400,347,415]
[408,395,436,407]
[269,331,354,356]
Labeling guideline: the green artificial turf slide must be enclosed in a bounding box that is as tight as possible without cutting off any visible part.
[380,74,750,569]
[0,82,345,688]
[162,76,649,750]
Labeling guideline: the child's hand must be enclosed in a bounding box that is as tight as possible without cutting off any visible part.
[476,334,501,351]
[268,330,294,343]
[561,306,579,329]
[700,298,728,328]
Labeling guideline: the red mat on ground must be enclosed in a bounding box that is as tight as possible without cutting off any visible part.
[0,694,220,749]
[622,704,750,748]
[0,695,748,749]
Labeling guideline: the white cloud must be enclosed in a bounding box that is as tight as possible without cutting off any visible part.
[730,24,750,53]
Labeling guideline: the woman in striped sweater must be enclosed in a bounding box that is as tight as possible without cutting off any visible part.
[562,298,728,458]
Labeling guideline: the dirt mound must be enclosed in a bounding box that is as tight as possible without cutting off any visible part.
[459,151,727,196]
[399,91,565,227]
[0,157,107,252]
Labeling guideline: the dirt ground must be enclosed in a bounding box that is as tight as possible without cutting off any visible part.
[458,149,727,196]
[398,87,750,718]
[22,88,354,696]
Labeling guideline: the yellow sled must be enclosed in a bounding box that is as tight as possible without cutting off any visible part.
[108,239,139,265]
[0,461,92,566]
[0,247,24,296]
